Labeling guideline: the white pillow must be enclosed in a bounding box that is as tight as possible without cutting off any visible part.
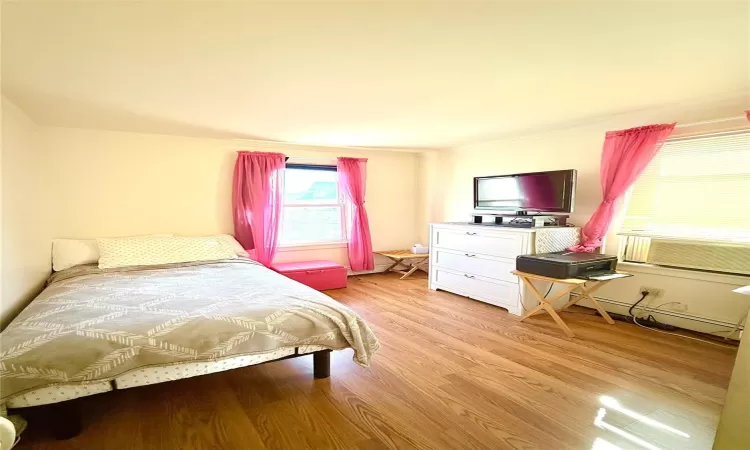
[52,234,173,271]
[215,234,250,258]
[97,235,237,269]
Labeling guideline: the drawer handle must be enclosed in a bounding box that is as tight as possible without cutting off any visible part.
[464,274,475,279]
[465,232,477,236]
[465,253,476,257]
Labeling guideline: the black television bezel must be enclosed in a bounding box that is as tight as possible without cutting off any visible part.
[473,169,577,213]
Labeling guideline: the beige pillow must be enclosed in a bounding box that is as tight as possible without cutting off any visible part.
[97,235,237,269]
[215,234,250,258]
[52,234,173,271]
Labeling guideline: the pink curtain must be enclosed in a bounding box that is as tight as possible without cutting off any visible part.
[570,123,675,252]
[232,151,286,267]
[338,157,374,271]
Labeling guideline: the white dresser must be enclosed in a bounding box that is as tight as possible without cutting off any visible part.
[428,223,580,315]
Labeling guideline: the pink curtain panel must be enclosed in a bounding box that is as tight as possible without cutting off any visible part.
[570,123,676,252]
[338,157,375,271]
[232,151,286,267]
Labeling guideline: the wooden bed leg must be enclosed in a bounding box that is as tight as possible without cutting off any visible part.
[45,399,83,440]
[313,350,331,379]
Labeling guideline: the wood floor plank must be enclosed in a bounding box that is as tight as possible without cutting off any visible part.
[379,295,727,428]
[316,383,435,450]
[15,273,737,450]
[438,374,589,449]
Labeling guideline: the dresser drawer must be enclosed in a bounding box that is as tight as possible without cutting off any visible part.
[432,268,518,308]
[432,227,524,257]
[433,249,516,283]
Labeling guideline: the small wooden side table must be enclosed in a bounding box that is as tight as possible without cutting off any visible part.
[512,270,620,337]
[376,250,429,279]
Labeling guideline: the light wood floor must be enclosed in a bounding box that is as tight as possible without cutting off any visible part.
[17,273,737,450]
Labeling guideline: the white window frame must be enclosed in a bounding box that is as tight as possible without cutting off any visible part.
[278,163,347,249]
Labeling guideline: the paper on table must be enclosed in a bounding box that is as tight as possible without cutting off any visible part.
[732,285,750,295]
[579,272,633,281]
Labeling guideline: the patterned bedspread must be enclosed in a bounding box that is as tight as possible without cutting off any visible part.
[0,259,379,403]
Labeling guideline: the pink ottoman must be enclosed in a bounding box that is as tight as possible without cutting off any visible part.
[271,260,348,291]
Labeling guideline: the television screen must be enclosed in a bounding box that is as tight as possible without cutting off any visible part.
[474,170,576,212]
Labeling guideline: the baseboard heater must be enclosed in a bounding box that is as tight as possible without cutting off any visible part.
[570,293,745,331]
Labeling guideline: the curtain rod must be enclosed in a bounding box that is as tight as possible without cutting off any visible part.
[674,115,747,128]
[286,156,338,161]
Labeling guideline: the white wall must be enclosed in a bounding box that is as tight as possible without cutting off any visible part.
[1,98,53,328]
[416,151,444,245]
[422,97,750,335]
[36,126,421,270]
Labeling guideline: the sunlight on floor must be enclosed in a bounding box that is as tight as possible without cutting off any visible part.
[593,395,696,450]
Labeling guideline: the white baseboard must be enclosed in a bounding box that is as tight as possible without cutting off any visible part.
[572,292,744,340]
[346,261,430,276]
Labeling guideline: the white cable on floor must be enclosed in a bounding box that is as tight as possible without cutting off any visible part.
[642,301,745,340]
[632,317,739,349]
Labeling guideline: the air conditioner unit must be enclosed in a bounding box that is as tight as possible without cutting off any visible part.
[647,239,750,276]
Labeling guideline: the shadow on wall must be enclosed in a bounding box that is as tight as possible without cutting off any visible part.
[0,277,47,331]
[3,87,274,141]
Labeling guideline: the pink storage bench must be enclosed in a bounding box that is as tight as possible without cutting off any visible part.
[271,260,347,291]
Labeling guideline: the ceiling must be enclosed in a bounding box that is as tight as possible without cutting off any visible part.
[2,1,748,149]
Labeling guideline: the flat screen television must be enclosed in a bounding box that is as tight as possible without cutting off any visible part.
[474,169,577,213]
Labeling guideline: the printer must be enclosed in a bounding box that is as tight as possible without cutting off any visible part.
[516,251,618,279]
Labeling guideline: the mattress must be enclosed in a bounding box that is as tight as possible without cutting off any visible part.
[0,259,378,408]
[5,345,330,408]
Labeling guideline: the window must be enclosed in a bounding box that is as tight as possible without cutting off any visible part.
[619,131,750,272]
[279,164,345,246]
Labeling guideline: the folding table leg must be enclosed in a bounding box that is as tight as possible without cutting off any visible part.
[399,257,428,279]
[560,293,582,311]
[541,302,576,337]
[520,302,547,321]
[385,258,403,273]
[518,276,579,337]
[519,276,550,321]
[400,265,419,279]
[579,282,616,325]
[519,278,575,317]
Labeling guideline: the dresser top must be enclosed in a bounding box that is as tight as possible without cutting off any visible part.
[431,222,577,233]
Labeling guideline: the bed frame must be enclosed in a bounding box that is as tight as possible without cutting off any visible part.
[12,349,331,440]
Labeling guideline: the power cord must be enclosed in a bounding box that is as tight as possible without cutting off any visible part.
[628,291,676,330]
[648,303,745,340]
[632,317,738,349]
[628,291,649,318]
[627,290,738,349]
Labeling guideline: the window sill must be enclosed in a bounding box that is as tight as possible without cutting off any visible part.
[618,261,750,284]
[277,241,348,252]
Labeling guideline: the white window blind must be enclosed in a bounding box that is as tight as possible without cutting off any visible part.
[621,130,750,243]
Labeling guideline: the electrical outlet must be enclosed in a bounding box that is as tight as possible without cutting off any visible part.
[639,286,664,299]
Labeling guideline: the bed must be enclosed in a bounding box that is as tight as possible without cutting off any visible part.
[0,258,379,438]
